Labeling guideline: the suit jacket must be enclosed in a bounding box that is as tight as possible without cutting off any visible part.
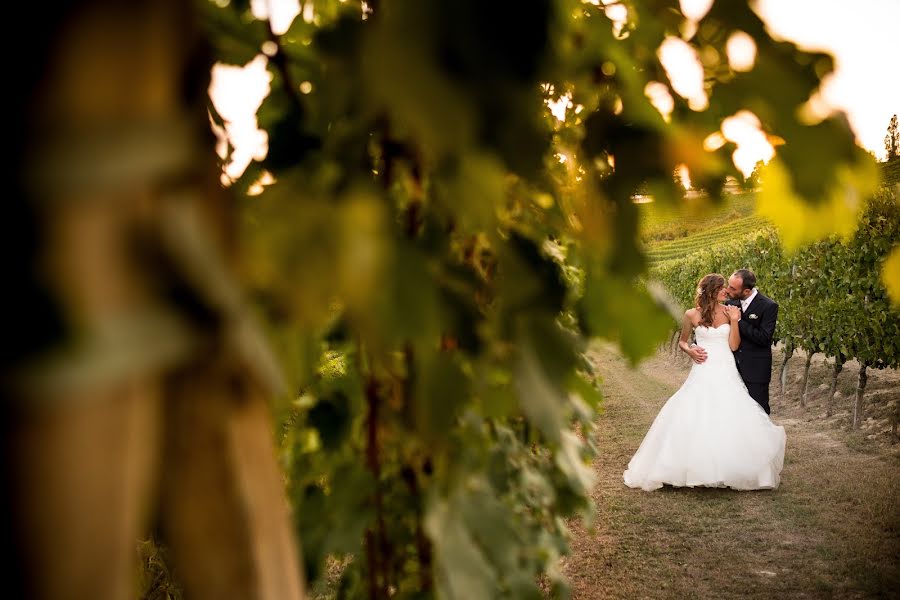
[727,292,778,383]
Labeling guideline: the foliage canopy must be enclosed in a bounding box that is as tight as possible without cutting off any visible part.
[204,1,880,597]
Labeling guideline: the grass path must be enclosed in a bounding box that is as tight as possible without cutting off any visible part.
[564,345,900,599]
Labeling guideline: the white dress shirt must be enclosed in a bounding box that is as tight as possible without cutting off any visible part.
[741,288,758,313]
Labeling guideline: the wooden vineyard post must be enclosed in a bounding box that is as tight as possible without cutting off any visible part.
[5,2,305,599]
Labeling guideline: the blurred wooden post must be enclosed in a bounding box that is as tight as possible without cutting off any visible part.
[162,356,305,600]
[5,2,305,599]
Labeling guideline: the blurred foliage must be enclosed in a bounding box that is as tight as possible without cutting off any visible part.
[757,156,879,250]
[203,0,878,597]
[884,245,900,308]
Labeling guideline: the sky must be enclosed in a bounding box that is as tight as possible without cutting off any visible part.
[754,0,900,161]
[210,0,900,182]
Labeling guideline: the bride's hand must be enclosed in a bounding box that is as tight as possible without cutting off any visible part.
[724,305,740,322]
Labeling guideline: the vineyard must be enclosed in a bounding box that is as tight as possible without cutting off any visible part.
[646,213,769,263]
[650,188,900,433]
[639,191,757,244]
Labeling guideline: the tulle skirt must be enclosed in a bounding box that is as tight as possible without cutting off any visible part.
[623,350,785,492]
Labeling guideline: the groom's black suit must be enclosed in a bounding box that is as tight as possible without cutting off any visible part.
[727,292,778,414]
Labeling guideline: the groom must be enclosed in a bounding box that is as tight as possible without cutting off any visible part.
[725,268,778,414]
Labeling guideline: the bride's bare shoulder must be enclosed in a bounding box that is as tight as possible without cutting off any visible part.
[683,308,700,326]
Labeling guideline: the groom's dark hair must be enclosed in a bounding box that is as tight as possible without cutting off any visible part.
[733,268,756,290]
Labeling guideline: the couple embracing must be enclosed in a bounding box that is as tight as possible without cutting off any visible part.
[624,269,786,492]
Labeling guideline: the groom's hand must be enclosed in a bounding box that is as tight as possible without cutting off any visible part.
[687,343,707,364]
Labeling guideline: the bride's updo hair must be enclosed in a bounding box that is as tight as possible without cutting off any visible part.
[695,273,726,326]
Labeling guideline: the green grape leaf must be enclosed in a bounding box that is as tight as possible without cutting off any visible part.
[425,493,497,600]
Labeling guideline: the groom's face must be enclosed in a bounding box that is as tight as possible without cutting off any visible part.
[727,275,751,300]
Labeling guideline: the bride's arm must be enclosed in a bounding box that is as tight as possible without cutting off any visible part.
[725,306,741,350]
[678,310,707,363]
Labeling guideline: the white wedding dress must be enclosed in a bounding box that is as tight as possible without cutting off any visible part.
[623,323,786,491]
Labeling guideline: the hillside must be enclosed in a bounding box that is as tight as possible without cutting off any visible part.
[646,214,771,263]
[639,192,757,244]
[639,192,768,264]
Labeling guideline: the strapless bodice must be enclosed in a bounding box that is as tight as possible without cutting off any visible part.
[694,322,731,345]
[693,323,734,366]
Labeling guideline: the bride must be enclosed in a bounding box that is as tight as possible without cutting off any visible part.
[623,273,786,491]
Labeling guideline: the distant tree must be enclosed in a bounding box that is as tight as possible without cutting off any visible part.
[743,160,765,190]
[886,114,899,160]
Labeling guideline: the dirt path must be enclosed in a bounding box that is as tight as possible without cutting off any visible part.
[564,344,900,599]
